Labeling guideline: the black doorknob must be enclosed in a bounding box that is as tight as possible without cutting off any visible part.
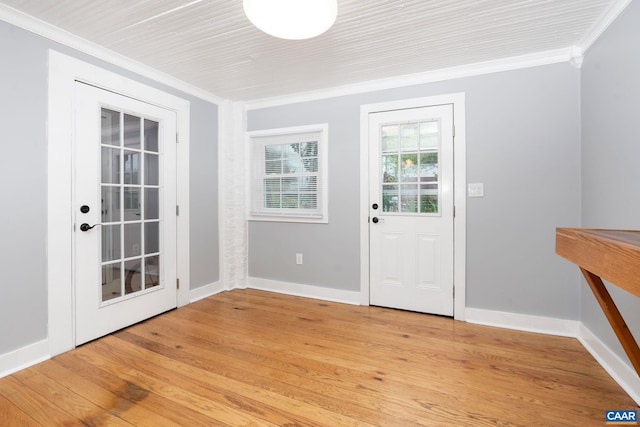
[80,223,97,232]
[372,217,379,223]
[372,203,379,210]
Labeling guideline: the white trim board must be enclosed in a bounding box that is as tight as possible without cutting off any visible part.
[0,3,223,105]
[465,307,580,338]
[0,340,49,379]
[190,281,226,303]
[578,323,640,406]
[48,50,191,356]
[247,277,361,306]
[359,94,467,321]
[246,48,574,110]
[579,0,633,54]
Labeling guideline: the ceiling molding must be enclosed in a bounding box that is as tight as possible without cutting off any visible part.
[245,47,574,110]
[579,0,632,53]
[0,2,226,105]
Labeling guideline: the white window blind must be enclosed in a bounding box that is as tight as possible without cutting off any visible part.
[249,124,328,223]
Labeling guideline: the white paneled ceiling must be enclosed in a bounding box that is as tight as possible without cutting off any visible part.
[0,0,617,101]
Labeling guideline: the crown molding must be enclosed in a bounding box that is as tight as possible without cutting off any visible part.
[0,3,225,105]
[245,47,574,110]
[579,0,633,54]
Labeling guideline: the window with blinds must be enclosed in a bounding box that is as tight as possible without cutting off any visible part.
[248,124,328,223]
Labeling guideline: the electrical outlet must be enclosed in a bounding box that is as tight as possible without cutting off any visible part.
[468,183,485,198]
[296,253,303,265]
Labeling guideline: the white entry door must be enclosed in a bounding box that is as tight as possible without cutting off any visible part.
[74,82,178,345]
[369,105,454,316]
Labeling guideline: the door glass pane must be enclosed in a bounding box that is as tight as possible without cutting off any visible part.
[145,222,159,254]
[420,152,438,178]
[123,187,141,221]
[124,259,142,295]
[101,109,120,146]
[124,151,140,185]
[401,154,418,182]
[102,262,122,301]
[381,125,399,152]
[145,255,160,289]
[102,225,121,262]
[400,123,418,151]
[124,114,141,149]
[383,185,399,212]
[380,119,440,215]
[400,185,419,213]
[101,147,120,184]
[382,155,398,183]
[145,188,159,220]
[420,184,438,213]
[124,223,141,258]
[101,187,120,223]
[144,119,159,152]
[420,121,439,149]
[145,153,159,185]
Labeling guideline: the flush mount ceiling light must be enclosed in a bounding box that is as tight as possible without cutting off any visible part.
[243,0,338,40]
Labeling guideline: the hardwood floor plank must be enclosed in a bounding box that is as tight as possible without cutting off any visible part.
[0,393,40,426]
[30,360,177,426]
[0,375,83,425]
[12,369,132,426]
[53,352,232,427]
[71,340,281,427]
[98,334,382,427]
[0,289,636,426]
[118,324,426,426]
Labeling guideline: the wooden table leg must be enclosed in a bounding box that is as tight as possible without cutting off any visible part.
[580,267,640,376]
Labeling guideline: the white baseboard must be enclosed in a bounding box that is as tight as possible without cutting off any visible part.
[247,277,361,305]
[465,307,580,337]
[189,280,227,303]
[577,324,640,406]
[0,339,49,378]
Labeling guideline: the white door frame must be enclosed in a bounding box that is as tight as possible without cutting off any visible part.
[47,50,191,356]
[359,94,467,320]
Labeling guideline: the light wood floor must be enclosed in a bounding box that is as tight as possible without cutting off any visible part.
[0,289,636,426]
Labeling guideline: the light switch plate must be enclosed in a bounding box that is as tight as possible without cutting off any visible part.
[468,183,484,198]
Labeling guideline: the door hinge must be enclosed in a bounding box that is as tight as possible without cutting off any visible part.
[176,205,179,216]
[177,278,180,289]
[176,133,179,144]
[453,206,456,218]
[453,124,456,138]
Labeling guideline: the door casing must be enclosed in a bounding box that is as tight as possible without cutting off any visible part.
[359,94,467,320]
[47,51,191,356]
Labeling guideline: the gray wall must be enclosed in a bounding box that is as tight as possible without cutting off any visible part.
[0,20,219,355]
[248,62,582,319]
[581,2,640,366]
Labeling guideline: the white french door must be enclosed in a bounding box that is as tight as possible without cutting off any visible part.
[369,104,454,316]
[74,82,178,345]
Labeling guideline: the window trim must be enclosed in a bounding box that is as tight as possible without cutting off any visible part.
[247,123,329,223]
